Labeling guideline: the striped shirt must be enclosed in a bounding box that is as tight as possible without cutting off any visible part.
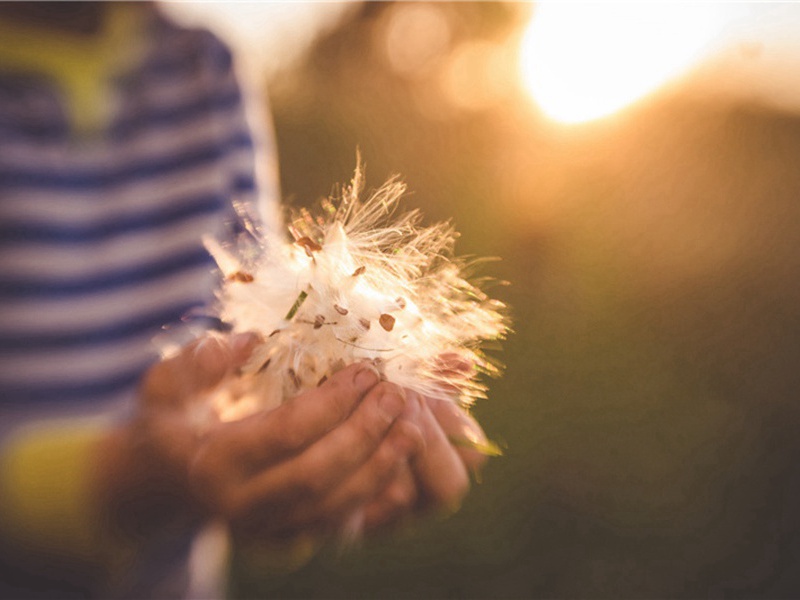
[0,8,278,425]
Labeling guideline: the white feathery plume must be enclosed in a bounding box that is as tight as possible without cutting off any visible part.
[204,164,508,423]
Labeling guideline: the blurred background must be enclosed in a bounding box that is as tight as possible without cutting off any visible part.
[165,2,800,597]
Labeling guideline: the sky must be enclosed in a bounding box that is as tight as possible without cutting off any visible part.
[161,1,800,123]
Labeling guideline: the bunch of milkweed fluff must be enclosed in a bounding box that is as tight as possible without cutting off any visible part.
[203,165,508,442]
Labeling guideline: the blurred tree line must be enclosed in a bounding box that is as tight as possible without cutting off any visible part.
[233,2,800,597]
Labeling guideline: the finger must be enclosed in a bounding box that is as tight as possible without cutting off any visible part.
[231,382,407,528]
[189,361,378,521]
[235,362,382,467]
[362,463,419,533]
[190,332,261,391]
[414,395,470,512]
[141,332,259,409]
[315,419,423,524]
[426,396,489,473]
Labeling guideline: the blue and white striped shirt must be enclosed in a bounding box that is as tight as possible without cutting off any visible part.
[0,8,277,424]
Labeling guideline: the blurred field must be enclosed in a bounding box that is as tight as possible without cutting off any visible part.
[233,3,800,597]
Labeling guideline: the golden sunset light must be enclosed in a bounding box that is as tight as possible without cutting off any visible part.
[519,3,729,124]
[8,2,800,599]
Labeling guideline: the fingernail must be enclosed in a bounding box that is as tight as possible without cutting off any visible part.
[354,364,380,392]
[378,392,405,423]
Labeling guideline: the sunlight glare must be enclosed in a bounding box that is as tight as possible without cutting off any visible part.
[520,3,727,124]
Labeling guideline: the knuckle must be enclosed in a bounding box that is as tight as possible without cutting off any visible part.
[353,409,386,446]
[272,404,309,451]
[313,376,354,422]
[394,420,424,455]
[329,388,354,422]
[387,481,416,511]
[372,442,402,475]
[276,423,307,453]
[289,465,326,500]
[374,381,400,397]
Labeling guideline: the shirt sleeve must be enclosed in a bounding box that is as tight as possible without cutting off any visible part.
[0,419,109,564]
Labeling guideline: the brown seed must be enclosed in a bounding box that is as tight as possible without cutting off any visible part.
[359,318,371,330]
[296,236,322,257]
[379,314,395,332]
[395,297,407,309]
[287,368,301,389]
[257,358,271,374]
[227,271,254,283]
[334,304,349,315]
[317,375,328,387]
[314,314,325,329]
[269,329,281,337]
[352,266,366,277]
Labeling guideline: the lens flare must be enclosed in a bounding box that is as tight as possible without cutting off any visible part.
[520,3,727,124]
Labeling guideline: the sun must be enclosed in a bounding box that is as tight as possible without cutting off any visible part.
[520,3,727,124]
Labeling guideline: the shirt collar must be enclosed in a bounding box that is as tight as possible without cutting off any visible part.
[0,4,151,135]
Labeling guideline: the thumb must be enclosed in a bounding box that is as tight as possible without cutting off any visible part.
[141,332,260,410]
[190,332,260,390]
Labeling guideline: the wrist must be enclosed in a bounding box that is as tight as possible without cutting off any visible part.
[94,412,205,541]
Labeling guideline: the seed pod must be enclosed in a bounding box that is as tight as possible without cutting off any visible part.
[334,304,349,315]
[352,266,366,277]
[257,358,271,374]
[314,314,325,329]
[359,318,371,330]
